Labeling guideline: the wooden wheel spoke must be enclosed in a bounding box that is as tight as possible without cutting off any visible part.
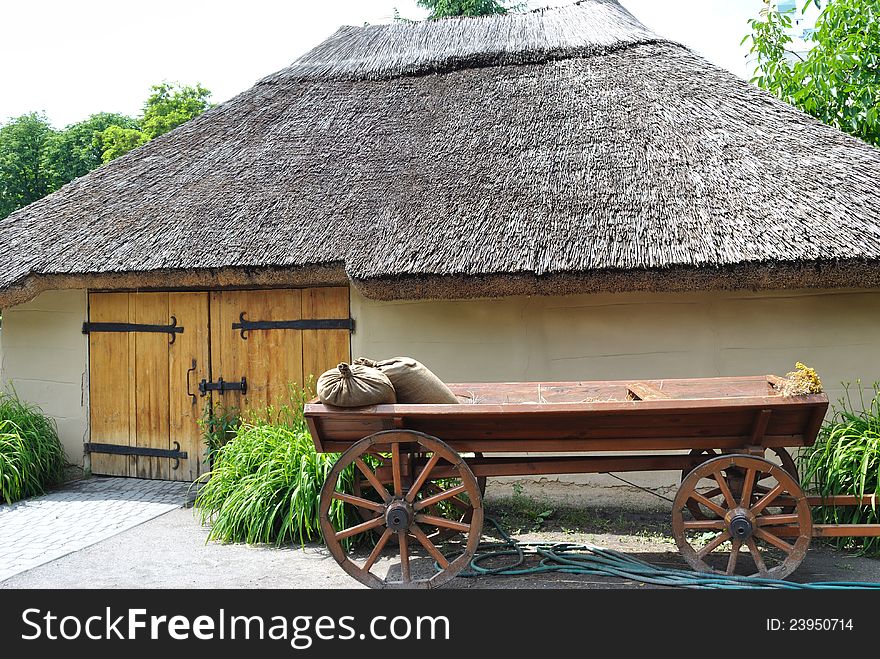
[405,453,441,504]
[696,531,731,558]
[739,468,756,508]
[424,482,470,511]
[398,530,411,583]
[391,442,403,497]
[363,528,393,573]
[726,539,741,575]
[415,514,470,534]
[712,470,738,509]
[688,491,728,518]
[410,524,450,569]
[355,457,392,503]
[756,513,801,527]
[332,492,385,513]
[754,527,794,554]
[335,515,385,541]
[414,484,468,511]
[745,537,769,577]
[682,519,727,530]
[751,483,785,516]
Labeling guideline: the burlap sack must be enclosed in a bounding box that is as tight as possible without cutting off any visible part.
[316,363,396,407]
[354,357,459,404]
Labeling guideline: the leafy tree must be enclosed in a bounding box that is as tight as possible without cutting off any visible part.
[743,0,880,146]
[96,82,214,162]
[416,0,521,19]
[0,82,213,219]
[0,113,55,219]
[141,82,214,139]
[44,113,139,188]
[98,125,149,163]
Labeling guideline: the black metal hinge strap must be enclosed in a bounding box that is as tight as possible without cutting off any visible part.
[82,316,184,344]
[84,441,187,470]
[233,312,354,339]
[199,377,247,396]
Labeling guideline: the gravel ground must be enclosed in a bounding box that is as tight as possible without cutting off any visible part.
[3,492,879,589]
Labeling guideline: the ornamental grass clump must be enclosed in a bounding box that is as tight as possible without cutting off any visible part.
[0,392,65,504]
[194,386,355,546]
[800,382,880,556]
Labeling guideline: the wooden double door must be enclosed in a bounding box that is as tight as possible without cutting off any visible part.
[87,287,351,481]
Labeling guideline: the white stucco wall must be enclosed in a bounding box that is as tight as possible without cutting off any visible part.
[351,287,880,505]
[4,285,878,504]
[0,290,89,465]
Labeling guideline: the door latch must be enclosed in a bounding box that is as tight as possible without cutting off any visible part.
[199,377,247,396]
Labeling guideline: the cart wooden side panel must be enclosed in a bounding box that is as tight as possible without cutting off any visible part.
[305,376,828,454]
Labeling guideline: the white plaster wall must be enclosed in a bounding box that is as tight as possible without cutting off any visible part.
[0,290,89,465]
[4,285,878,500]
[351,287,880,506]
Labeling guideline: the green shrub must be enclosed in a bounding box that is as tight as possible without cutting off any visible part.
[194,387,354,546]
[198,403,240,466]
[0,391,65,504]
[800,382,880,556]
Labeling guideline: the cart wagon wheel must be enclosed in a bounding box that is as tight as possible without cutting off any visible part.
[672,454,811,580]
[319,430,484,589]
[352,452,487,527]
[681,448,798,520]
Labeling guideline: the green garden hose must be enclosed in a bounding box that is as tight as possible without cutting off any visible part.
[443,518,880,589]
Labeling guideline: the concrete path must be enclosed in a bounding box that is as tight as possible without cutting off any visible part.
[0,477,193,583]
[3,497,879,589]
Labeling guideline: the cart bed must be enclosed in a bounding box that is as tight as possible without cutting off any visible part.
[305,375,829,454]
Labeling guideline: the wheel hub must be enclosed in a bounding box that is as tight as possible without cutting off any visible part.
[385,499,413,532]
[726,508,754,541]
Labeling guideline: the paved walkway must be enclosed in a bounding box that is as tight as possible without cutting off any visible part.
[0,477,193,583]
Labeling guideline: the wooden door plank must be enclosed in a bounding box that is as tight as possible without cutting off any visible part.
[264,288,303,408]
[241,289,303,411]
[302,287,351,393]
[212,290,249,414]
[132,292,171,480]
[88,293,132,477]
[169,292,210,482]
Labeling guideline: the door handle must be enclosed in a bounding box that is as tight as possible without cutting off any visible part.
[186,359,197,405]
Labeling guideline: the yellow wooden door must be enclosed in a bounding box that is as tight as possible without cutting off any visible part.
[87,291,210,481]
[209,287,351,413]
[89,287,349,480]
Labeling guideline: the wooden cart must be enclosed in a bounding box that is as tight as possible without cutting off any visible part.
[306,375,880,588]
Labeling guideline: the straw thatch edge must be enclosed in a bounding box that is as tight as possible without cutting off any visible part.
[2,260,878,309]
[354,260,880,300]
[0,264,348,309]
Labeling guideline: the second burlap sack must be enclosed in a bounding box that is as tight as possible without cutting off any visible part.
[354,357,459,404]
[316,362,396,407]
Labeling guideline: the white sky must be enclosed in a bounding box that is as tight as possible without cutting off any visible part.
[0,0,766,128]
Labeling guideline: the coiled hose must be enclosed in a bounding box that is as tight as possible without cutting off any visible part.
[444,517,880,589]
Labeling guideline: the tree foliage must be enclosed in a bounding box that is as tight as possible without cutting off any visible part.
[743,0,880,146]
[44,113,140,187]
[141,82,214,140]
[98,82,214,162]
[0,82,213,219]
[416,0,521,19]
[98,125,149,163]
[0,113,54,219]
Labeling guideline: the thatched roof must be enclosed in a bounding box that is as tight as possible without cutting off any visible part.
[2,0,880,308]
